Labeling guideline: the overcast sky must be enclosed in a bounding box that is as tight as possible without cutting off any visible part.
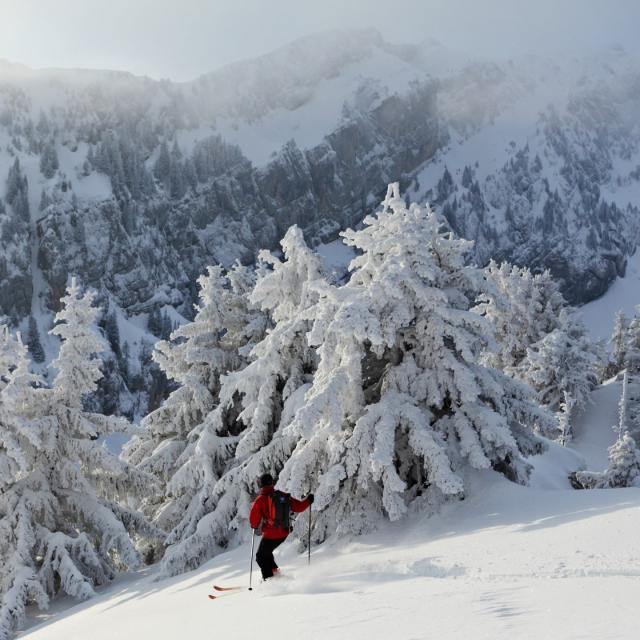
[1,0,638,81]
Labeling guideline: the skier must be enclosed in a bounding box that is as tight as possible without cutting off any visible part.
[249,473,313,580]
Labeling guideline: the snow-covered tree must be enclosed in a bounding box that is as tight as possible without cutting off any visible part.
[39,189,51,213]
[572,428,640,489]
[153,141,171,188]
[571,370,640,489]
[597,433,640,487]
[158,227,325,577]
[274,185,551,540]
[124,263,267,533]
[625,312,640,374]
[0,282,162,639]
[476,261,602,443]
[26,316,45,364]
[608,310,629,376]
[160,185,551,577]
[519,310,600,443]
[5,159,30,222]
[475,261,565,375]
[0,328,51,640]
[39,142,59,179]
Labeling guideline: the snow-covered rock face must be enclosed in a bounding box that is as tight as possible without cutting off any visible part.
[1,30,639,325]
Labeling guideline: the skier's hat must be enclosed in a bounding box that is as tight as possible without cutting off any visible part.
[259,473,274,488]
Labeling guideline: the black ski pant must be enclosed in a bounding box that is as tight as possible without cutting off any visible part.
[256,536,286,579]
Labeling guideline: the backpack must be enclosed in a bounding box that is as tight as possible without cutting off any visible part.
[270,490,291,531]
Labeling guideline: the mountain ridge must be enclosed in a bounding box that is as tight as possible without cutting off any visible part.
[1,28,639,415]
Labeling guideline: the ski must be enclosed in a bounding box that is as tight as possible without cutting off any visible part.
[212,585,242,592]
[207,589,244,601]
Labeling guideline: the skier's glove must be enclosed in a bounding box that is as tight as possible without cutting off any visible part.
[307,493,314,504]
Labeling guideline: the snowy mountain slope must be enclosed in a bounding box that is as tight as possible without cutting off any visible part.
[20,386,640,640]
[2,29,640,417]
[580,250,640,342]
[572,379,621,470]
[412,49,640,303]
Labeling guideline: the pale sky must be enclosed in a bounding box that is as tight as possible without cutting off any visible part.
[1,0,638,81]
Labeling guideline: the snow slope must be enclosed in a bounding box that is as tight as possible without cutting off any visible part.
[21,379,639,640]
[571,379,620,470]
[580,250,640,343]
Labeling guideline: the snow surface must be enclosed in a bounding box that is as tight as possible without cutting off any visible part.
[315,239,355,282]
[571,379,621,470]
[213,44,422,166]
[580,251,640,343]
[21,374,640,640]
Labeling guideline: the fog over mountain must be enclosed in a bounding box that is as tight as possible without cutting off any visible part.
[2,0,639,79]
[1,27,640,418]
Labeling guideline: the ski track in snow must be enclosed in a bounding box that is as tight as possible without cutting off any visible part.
[20,377,640,640]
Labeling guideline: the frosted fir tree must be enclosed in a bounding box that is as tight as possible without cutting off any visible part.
[520,310,600,443]
[159,185,551,576]
[159,226,326,577]
[602,372,640,488]
[26,316,45,364]
[624,310,640,440]
[474,261,565,376]
[0,281,162,640]
[625,311,640,374]
[47,279,164,562]
[123,263,266,533]
[39,142,59,179]
[599,433,640,487]
[556,392,575,447]
[271,184,551,541]
[608,310,629,376]
[572,372,640,489]
[0,328,51,640]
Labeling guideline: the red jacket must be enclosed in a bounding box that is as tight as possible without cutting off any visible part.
[249,485,310,540]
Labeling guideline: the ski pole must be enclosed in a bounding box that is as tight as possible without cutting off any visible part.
[248,528,256,591]
[307,506,311,566]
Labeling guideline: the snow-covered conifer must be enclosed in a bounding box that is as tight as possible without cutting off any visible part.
[273,185,551,540]
[475,261,565,375]
[153,141,171,188]
[160,185,551,578]
[39,189,51,212]
[26,316,45,364]
[625,312,640,374]
[601,433,640,487]
[0,282,162,639]
[609,310,629,376]
[39,142,59,179]
[159,227,325,576]
[46,278,163,558]
[572,371,640,489]
[0,328,51,640]
[573,432,640,489]
[519,310,600,442]
[124,263,266,535]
